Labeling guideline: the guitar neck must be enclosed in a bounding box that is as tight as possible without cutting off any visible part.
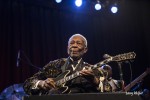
[124,71,147,91]
[55,71,80,86]
[92,58,112,69]
[55,59,110,87]
[55,52,136,87]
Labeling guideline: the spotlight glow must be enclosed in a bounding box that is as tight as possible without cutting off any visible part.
[95,3,101,10]
[75,0,82,7]
[55,0,62,3]
[111,6,118,13]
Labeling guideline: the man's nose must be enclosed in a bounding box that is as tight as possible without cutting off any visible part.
[72,43,78,47]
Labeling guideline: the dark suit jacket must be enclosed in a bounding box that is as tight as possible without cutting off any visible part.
[23,58,100,95]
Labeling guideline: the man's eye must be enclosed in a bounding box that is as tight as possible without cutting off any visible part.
[77,42,82,45]
[70,42,74,44]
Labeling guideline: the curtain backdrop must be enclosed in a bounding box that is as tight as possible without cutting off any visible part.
[0,0,150,92]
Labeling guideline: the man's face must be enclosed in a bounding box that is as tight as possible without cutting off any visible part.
[67,36,87,60]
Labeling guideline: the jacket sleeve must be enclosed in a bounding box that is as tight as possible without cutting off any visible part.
[23,59,65,95]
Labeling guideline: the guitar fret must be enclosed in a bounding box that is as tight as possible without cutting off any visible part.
[57,72,79,86]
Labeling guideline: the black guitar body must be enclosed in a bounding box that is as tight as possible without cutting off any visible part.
[47,70,72,94]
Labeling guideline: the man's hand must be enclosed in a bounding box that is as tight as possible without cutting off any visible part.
[80,69,99,86]
[38,78,56,90]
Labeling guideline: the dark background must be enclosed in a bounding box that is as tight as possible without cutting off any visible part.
[0,0,150,92]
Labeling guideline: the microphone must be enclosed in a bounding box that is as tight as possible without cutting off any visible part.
[16,50,20,67]
[103,54,111,59]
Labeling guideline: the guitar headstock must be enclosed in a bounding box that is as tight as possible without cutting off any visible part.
[111,52,136,62]
[93,52,136,69]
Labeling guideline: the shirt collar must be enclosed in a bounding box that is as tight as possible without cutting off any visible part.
[69,57,82,64]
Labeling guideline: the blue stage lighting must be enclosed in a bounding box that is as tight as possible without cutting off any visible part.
[111,6,118,13]
[55,0,62,3]
[75,0,82,7]
[95,3,101,10]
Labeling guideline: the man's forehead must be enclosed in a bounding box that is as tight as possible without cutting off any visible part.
[68,34,87,47]
[69,36,84,42]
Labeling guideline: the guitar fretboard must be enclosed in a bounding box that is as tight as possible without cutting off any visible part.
[55,71,80,86]
[55,58,113,87]
[55,52,136,87]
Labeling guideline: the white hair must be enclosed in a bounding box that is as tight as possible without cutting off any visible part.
[68,34,87,47]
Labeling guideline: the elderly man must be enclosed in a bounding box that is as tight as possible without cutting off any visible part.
[23,34,101,95]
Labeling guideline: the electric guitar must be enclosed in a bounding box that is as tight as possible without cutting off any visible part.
[49,52,136,94]
[124,68,150,92]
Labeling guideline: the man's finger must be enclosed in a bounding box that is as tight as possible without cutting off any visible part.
[43,83,52,90]
[80,70,94,76]
[46,79,56,88]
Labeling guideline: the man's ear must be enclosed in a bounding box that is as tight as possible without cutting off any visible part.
[84,47,88,53]
[67,46,69,54]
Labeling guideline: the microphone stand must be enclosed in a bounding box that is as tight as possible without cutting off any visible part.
[117,61,123,81]
[17,50,42,70]
[117,61,125,91]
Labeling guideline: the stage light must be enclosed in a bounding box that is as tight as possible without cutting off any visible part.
[55,0,62,3]
[95,4,101,10]
[95,3,101,10]
[75,0,82,7]
[111,6,118,13]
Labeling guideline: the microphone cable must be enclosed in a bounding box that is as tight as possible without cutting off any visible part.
[17,50,42,70]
